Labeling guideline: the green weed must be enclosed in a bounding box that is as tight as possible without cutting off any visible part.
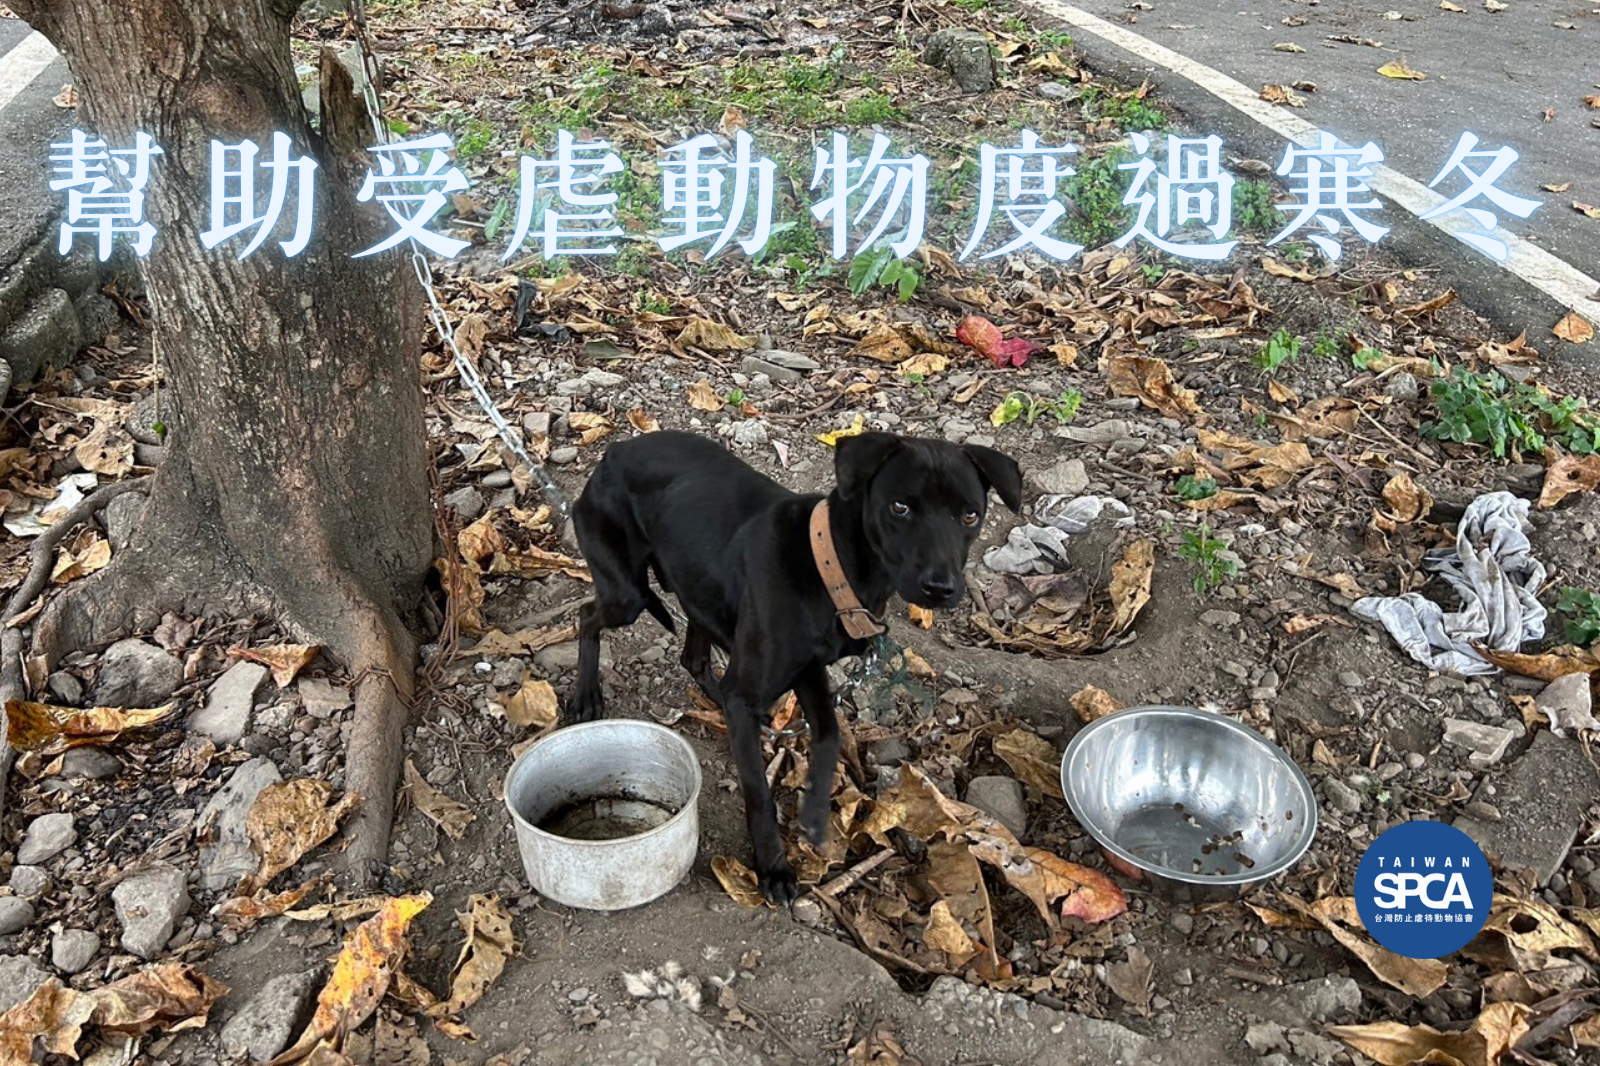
[1232,180,1281,236]
[1063,148,1132,249]
[992,389,1083,428]
[1079,85,1167,132]
[1178,524,1238,594]
[1422,367,1545,458]
[847,240,921,301]
[843,93,902,125]
[1253,328,1301,372]
[1174,475,1218,501]
[1555,587,1600,647]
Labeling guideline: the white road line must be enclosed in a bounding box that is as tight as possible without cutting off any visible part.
[1028,0,1600,322]
[0,30,57,115]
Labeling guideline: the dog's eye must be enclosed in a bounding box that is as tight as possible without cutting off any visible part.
[962,510,981,527]
[890,501,910,518]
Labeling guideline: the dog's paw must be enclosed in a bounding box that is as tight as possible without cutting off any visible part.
[756,859,800,908]
[561,685,605,726]
[799,793,830,847]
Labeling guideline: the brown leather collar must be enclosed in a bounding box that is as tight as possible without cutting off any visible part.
[809,499,886,640]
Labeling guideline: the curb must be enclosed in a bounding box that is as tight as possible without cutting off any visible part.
[1021,0,1600,368]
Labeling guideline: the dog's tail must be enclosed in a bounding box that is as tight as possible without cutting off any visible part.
[644,587,676,633]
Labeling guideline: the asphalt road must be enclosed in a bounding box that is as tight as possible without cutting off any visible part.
[0,17,74,270]
[1057,0,1600,278]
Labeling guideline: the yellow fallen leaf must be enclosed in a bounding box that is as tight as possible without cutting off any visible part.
[233,644,322,688]
[240,780,361,896]
[271,894,431,1064]
[462,624,576,657]
[1553,311,1596,345]
[426,895,515,1032]
[907,604,935,629]
[1070,684,1124,724]
[1478,645,1600,681]
[1330,1001,1527,1066]
[1259,84,1307,107]
[1286,896,1448,997]
[0,979,94,1060]
[992,728,1065,799]
[626,408,661,433]
[1262,256,1315,281]
[897,351,949,378]
[403,760,474,841]
[90,963,229,1035]
[284,897,392,923]
[500,678,558,728]
[1106,538,1155,637]
[50,535,111,584]
[923,898,982,962]
[568,411,612,446]
[1379,472,1433,524]
[852,325,914,364]
[213,881,321,932]
[5,699,178,756]
[1485,0,1506,10]
[1377,58,1427,80]
[686,380,724,412]
[676,317,756,351]
[73,421,134,477]
[1274,42,1306,53]
[817,413,867,447]
[712,855,768,907]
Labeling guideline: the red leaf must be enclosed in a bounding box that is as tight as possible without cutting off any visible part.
[996,338,1036,367]
[955,315,1035,368]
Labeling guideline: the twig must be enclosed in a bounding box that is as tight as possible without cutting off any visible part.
[1360,409,1441,471]
[815,847,894,897]
[525,0,602,35]
[764,390,846,424]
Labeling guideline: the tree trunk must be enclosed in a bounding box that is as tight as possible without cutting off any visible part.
[9,0,434,882]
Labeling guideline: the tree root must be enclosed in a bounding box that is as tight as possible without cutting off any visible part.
[1,477,151,826]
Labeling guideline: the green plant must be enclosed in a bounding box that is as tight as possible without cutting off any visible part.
[848,240,921,301]
[1063,147,1132,249]
[1034,30,1074,49]
[726,387,746,407]
[484,197,512,242]
[1281,242,1309,264]
[1178,524,1238,594]
[1079,86,1167,132]
[843,93,902,125]
[1003,16,1029,34]
[1174,474,1218,501]
[993,389,1083,428]
[1521,388,1600,455]
[1555,587,1600,646]
[634,289,673,315]
[952,0,990,10]
[1312,330,1342,359]
[1253,328,1301,372]
[1422,367,1545,458]
[1351,346,1386,370]
[1232,180,1281,236]
[1140,262,1165,285]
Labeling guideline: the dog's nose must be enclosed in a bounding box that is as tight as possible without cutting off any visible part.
[919,573,959,602]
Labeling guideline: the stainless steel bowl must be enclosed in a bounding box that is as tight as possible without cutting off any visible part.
[1061,706,1317,901]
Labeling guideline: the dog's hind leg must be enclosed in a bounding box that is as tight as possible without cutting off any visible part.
[680,623,725,706]
[565,491,655,725]
[792,665,840,846]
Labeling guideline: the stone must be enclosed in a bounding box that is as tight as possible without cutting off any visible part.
[297,678,352,719]
[443,486,485,522]
[0,955,49,1012]
[1537,673,1598,736]
[1263,976,1361,1027]
[741,355,802,384]
[731,421,768,448]
[198,758,282,891]
[46,670,84,705]
[1031,457,1088,497]
[965,776,1027,837]
[1323,780,1362,815]
[112,865,191,960]
[51,929,100,975]
[1039,80,1075,101]
[756,350,821,372]
[59,748,122,779]
[0,287,83,387]
[481,469,513,489]
[1336,670,1364,691]
[1384,371,1420,402]
[17,812,77,865]
[0,898,35,936]
[923,28,997,93]
[868,738,911,766]
[9,866,49,902]
[221,970,320,1062]
[581,368,627,389]
[549,445,580,465]
[1442,718,1518,768]
[190,661,270,744]
[1199,609,1241,628]
[1453,730,1600,884]
[93,638,181,708]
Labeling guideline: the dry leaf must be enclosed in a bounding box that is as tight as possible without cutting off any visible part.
[1440,0,1464,10]
[1267,379,1300,405]
[1106,947,1154,1015]
[270,894,431,1064]
[403,760,474,841]
[50,536,111,584]
[1330,1001,1528,1066]
[1107,538,1155,636]
[1378,472,1434,525]
[686,380,724,412]
[817,413,867,447]
[1259,84,1307,107]
[74,421,134,476]
[91,963,229,1035]
[897,351,950,378]
[426,895,515,1031]
[5,699,178,755]
[1574,201,1600,220]
[1286,896,1448,997]
[1377,58,1427,80]
[213,881,321,932]
[1481,894,1597,959]
[499,678,559,729]
[1553,311,1596,345]
[0,979,95,1060]
[626,408,661,433]
[568,412,612,446]
[1478,645,1600,682]
[908,604,934,629]
[240,780,361,895]
[233,644,321,688]
[1539,453,1600,508]
[1070,684,1124,723]
[853,325,914,364]
[992,728,1065,799]
[923,899,981,961]
[676,318,756,351]
[712,855,768,907]
[1274,42,1306,53]
[1262,257,1314,281]
[285,897,392,923]
[1106,355,1205,421]
[463,624,576,657]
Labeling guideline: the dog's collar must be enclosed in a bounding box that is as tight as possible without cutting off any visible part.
[809,499,887,641]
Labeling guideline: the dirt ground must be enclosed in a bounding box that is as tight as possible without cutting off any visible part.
[4,0,1600,1064]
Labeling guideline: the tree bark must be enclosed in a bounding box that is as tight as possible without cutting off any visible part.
[10,0,434,882]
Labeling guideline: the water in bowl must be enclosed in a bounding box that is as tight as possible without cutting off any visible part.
[1115,801,1259,878]
[538,793,679,841]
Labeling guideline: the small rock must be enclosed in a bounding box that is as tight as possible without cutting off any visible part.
[1038,81,1074,101]
[1170,913,1194,935]
[1406,752,1426,770]
[1442,718,1518,767]
[1031,457,1089,497]
[741,355,802,384]
[549,446,580,465]
[9,867,49,902]
[17,812,77,865]
[923,28,997,93]
[46,671,84,705]
[756,350,820,372]
[1277,976,1361,1025]
[59,747,122,779]
[112,865,191,960]
[868,738,911,766]
[1384,372,1420,402]
[731,421,768,449]
[0,955,49,1012]
[1537,673,1597,737]
[51,929,100,974]
[443,486,486,522]
[1336,671,1364,691]
[190,661,270,744]
[581,369,626,389]
[0,898,35,936]
[481,469,513,489]
[221,970,320,1062]
[1199,609,1242,628]
[1061,419,1131,445]
[297,678,351,718]
[1324,780,1363,816]
[198,758,282,890]
[524,411,551,439]
[92,638,181,707]
[964,776,1027,837]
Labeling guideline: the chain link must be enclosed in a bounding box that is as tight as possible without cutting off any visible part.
[343,0,570,520]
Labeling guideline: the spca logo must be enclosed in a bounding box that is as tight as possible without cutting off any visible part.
[1355,821,1491,959]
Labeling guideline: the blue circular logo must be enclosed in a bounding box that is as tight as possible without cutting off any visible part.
[1355,820,1491,959]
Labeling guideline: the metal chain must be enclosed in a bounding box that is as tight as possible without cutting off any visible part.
[343,0,570,521]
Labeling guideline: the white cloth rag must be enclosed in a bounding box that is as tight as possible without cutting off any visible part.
[983,495,1135,575]
[1352,491,1547,676]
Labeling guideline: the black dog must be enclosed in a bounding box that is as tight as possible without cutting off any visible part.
[565,430,1022,903]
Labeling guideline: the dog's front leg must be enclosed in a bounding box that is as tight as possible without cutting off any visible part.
[792,665,840,847]
[719,677,798,906]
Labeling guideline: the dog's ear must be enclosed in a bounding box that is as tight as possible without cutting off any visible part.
[834,432,903,499]
[964,444,1024,513]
